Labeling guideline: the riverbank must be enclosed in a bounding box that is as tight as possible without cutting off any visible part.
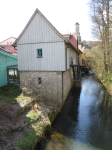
[0,82,74,150]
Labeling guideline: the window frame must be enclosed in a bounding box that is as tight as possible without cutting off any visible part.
[37,49,43,58]
[7,68,20,84]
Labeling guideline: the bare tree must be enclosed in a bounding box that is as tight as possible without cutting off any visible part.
[89,0,112,75]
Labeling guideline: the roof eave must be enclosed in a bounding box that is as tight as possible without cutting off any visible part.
[67,41,79,54]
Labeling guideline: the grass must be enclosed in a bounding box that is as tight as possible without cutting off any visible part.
[26,110,40,127]
[17,130,36,150]
[0,84,30,105]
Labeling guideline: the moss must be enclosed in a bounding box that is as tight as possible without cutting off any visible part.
[26,110,40,127]
[46,125,53,132]
[33,122,46,132]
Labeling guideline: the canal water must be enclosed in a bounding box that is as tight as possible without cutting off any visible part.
[35,74,112,150]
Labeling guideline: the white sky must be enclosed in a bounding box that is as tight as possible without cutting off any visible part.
[0,0,94,42]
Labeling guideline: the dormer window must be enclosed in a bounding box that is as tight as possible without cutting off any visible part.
[37,49,42,58]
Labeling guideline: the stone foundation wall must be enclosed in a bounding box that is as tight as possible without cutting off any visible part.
[63,68,74,101]
[19,69,74,104]
[19,71,62,103]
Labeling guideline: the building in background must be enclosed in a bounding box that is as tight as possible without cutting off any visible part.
[0,47,18,87]
[0,37,17,56]
[0,37,16,45]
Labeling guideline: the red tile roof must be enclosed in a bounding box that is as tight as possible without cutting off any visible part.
[0,45,17,56]
[63,34,78,49]
[69,35,78,49]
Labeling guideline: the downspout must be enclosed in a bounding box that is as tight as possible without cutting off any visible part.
[65,46,70,71]
[62,71,64,101]
[78,53,80,80]
[63,44,70,101]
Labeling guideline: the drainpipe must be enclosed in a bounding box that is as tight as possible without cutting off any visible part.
[62,71,64,101]
[78,53,80,80]
[65,46,70,71]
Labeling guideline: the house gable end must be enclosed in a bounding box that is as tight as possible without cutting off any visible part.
[17,11,64,44]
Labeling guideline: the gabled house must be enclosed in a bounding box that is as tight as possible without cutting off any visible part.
[0,47,18,87]
[0,37,17,56]
[13,8,81,102]
[0,37,16,45]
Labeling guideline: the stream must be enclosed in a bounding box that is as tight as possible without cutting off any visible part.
[35,74,112,150]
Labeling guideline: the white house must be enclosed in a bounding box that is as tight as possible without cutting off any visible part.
[13,8,80,103]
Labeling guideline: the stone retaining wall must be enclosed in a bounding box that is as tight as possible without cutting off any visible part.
[63,68,74,101]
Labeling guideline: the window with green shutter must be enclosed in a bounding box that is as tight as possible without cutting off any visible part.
[37,49,42,57]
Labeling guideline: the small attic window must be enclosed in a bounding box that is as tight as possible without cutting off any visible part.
[37,49,42,58]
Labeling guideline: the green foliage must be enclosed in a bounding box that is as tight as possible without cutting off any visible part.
[17,131,36,150]
[85,45,112,84]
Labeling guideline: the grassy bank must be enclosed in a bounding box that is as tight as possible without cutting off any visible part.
[0,84,62,150]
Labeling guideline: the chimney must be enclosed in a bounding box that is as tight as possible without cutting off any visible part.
[74,22,81,42]
[75,22,80,34]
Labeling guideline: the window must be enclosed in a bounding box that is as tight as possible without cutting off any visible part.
[10,42,12,44]
[38,78,41,84]
[7,69,20,84]
[37,49,42,57]
[7,42,9,44]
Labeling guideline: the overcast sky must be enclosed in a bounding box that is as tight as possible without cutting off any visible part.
[0,0,94,42]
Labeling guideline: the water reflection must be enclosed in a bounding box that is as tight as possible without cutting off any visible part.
[35,75,112,150]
